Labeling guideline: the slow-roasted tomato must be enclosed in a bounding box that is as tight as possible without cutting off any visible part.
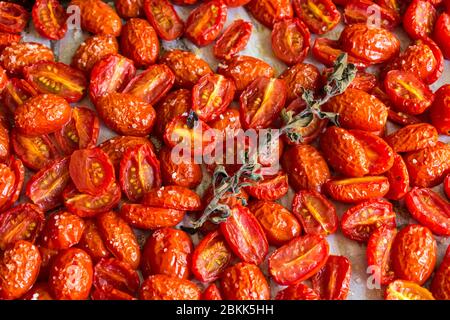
[96,211,140,269]
[120,204,185,230]
[26,157,70,211]
[340,199,395,242]
[209,108,242,133]
[159,146,202,189]
[344,0,400,30]
[0,158,23,212]
[325,176,390,204]
[405,188,450,236]
[271,18,310,65]
[143,0,183,41]
[0,123,7,163]
[0,166,13,208]
[32,0,67,40]
[433,13,450,60]
[142,185,201,211]
[78,220,111,262]
[446,175,450,199]
[246,0,293,28]
[1,78,37,113]
[0,1,28,33]
[293,0,340,34]
[385,153,409,200]
[269,234,329,285]
[279,63,320,102]
[191,231,233,283]
[429,84,450,135]
[49,248,93,300]
[392,224,436,285]
[311,255,351,300]
[70,0,122,36]
[22,283,54,300]
[154,89,191,138]
[160,50,212,89]
[367,226,397,285]
[40,211,85,250]
[0,32,20,52]
[387,109,422,127]
[385,280,435,300]
[404,142,450,187]
[69,148,114,196]
[220,262,270,300]
[275,283,320,300]
[403,0,436,40]
[37,246,58,281]
[385,123,437,154]
[202,283,222,300]
[224,0,251,5]
[72,35,119,74]
[431,246,450,300]
[312,38,370,69]
[0,203,44,250]
[115,0,143,19]
[292,190,338,236]
[1,42,54,76]
[376,0,408,15]
[244,171,288,201]
[213,19,252,61]
[0,240,40,300]
[139,274,200,300]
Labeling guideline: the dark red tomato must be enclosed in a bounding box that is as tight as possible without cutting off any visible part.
[32,0,68,40]
[2,78,38,113]
[385,153,409,200]
[202,283,222,300]
[311,255,352,300]
[271,18,310,66]
[69,148,115,196]
[0,2,28,33]
[213,19,252,61]
[220,204,268,265]
[244,171,289,201]
[384,70,434,115]
[89,54,136,104]
[433,13,450,60]
[119,144,161,202]
[191,231,233,283]
[292,0,340,34]
[403,0,436,41]
[246,0,293,28]
[325,176,390,203]
[292,190,338,236]
[192,74,235,122]
[123,64,175,105]
[185,0,227,47]
[239,77,286,129]
[0,157,24,212]
[40,211,85,250]
[143,0,184,41]
[26,157,70,212]
[312,38,370,69]
[275,283,320,300]
[269,234,329,285]
[405,188,450,236]
[367,226,397,285]
[446,175,450,199]
[323,68,377,92]
[430,84,450,135]
[344,0,400,30]
[341,199,396,242]
[22,283,54,300]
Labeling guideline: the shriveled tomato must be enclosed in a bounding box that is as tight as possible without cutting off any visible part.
[293,0,340,34]
[243,171,287,201]
[159,146,202,189]
[115,0,144,19]
[22,283,54,300]
[142,185,201,211]
[275,283,320,300]
[312,38,369,69]
[40,211,85,250]
[344,0,400,29]
[213,19,252,61]
[0,158,24,212]
[403,0,436,40]
[433,13,450,60]
[202,283,222,300]
[246,0,293,28]
[431,246,450,300]
[279,63,320,102]
[385,280,434,300]
[385,123,438,154]
[326,176,390,204]
[0,32,20,52]
[139,274,200,300]
[143,0,183,41]
[271,18,310,65]
[120,204,185,230]
[385,153,409,200]
[367,226,397,285]
[26,157,70,211]
[78,220,111,262]
[2,78,38,113]
[387,109,422,127]
[392,224,436,285]
[429,84,450,135]
[209,108,242,133]
[311,255,351,300]
[0,1,28,33]
[32,0,67,40]
[1,42,54,76]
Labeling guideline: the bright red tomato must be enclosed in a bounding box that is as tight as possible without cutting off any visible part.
[311,255,352,300]
[32,0,67,40]
[384,153,410,200]
[213,19,252,61]
[292,0,340,34]
[403,0,436,40]
[0,2,29,33]
[433,13,450,60]
[143,0,184,41]
[367,226,397,285]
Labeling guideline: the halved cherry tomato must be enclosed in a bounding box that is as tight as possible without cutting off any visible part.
[429,84,450,135]
[202,283,222,300]
[367,226,397,285]
[341,199,396,242]
[0,163,15,210]
[0,157,24,212]
[433,13,450,60]
[269,234,329,285]
[1,78,37,113]
[139,274,201,300]
[325,176,390,203]
[26,156,70,211]
[385,123,438,154]
[385,280,435,300]
[344,0,400,30]
[142,185,202,211]
[246,0,293,28]
[431,245,450,300]
[213,19,252,61]
[292,190,338,236]
[119,144,161,202]
[120,204,185,230]
[244,171,288,201]
[385,153,409,200]
[78,220,111,262]
[40,210,85,250]
[275,283,320,300]
[311,255,351,300]
[403,0,436,40]
[220,204,268,265]
[185,0,227,47]
[405,188,450,236]
[191,231,233,283]
[32,0,68,40]
[312,38,369,69]
[0,32,20,52]
[271,18,310,66]
[0,1,28,33]
[292,0,340,34]
[143,0,184,41]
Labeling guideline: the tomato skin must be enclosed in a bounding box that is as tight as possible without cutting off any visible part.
[392,224,436,285]
[311,255,351,300]
[312,38,370,69]
[403,0,436,40]
[325,176,390,204]
[154,89,191,138]
[202,283,222,300]
[120,204,185,230]
[159,146,202,189]
[246,0,293,28]
[271,18,310,65]
[1,42,54,76]
[269,234,329,285]
[429,84,450,135]
[220,262,270,300]
[191,231,233,283]
[139,274,201,300]
[214,20,252,61]
[141,227,193,279]
[32,0,68,40]
[279,63,320,102]
[0,2,29,34]
[22,283,54,300]
[142,186,202,211]
[244,171,289,201]
[49,248,93,300]
[0,157,23,212]
[433,13,450,60]
[405,188,450,236]
[209,108,242,133]
[0,32,20,52]
[385,153,409,200]
[40,211,86,250]
[431,246,450,300]
[293,0,340,34]
[386,124,437,155]
[78,220,111,263]
[0,163,14,209]
[344,0,400,30]
[115,0,144,19]
[144,0,183,41]
[446,175,450,199]
[385,280,435,300]
[275,283,320,300]
[367,226,397,285]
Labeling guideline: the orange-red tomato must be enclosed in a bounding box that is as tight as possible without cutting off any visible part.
[159,146,202,189]
[1,42,54,76]
[384,123,438,153]
[246,0,293,28]
[40,211,85,250]
[367,226,397,285]
[139,274,201,300]
[279,63,321,102]
[292,0,340,34]
[430,246,450,300]
[429,84,450,135]
[403,0,436,40]
[0,2,29,34]
[202,283,222,300]
[78,220,111,262]
[144,0,184,41]
[244,171,289,201]
[115,0,144,19]
[120,204,185,230]
[271,18,310,65]
[275,283,320,300]
[433,12,450,60]
[312,38,370,69]
[343,0,400,29]
[311,255,352,300]
[142,185,202,211]
[0,157,24,212]
[384,153,410,200]
[325,176,390,203]
[213,19,252,61]
[32,0,67,40]
[385,280,435,300]
[1,77,37,113]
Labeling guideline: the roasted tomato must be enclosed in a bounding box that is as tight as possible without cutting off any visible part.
[433,13,450,60]
[209,107,242,133]
[22,283,54,300]
[70,0,122,36]
[269,234,329,285]
[431,246,450,300]
[139,274,200,300]
[71,35,119,74]
[120,204,185,230]
[202,283,222,300]
[0,78,35,113]
[0,240,40,300]
[405,188,450,236]
[339,24,400,64]
[26,157,70,211]
[275,283,320,300]
[37,246,58,281]
[343,0,400,30]
[32,0,68,40]
[292,0,340,34]
[0,32,20,52]
[224,0,251,5]
[220,262,270,300]
[78,220,111,262]
[385,153,409,200]
[49,248,93,300]
[312,38,370,69]
[246,0,293,28]
[325,176,390,204]
[191,231,233,283]
[279,63,320,102]
[0,123,7,163]
[446,175,450,199]
[142,185,201,211]
[213,19,252,61]
[385,280,435,300]
[385,123,437,154]
[40,211,85,250]
[143,0,183,41]
[392,224,436,285]
[429,84,450,135]
[367,226,397,285]
[141,227,192,279]
[0,1,28,33]
[403,0,436,40]
[115,0,143,19]
[154,89,191,138]
[292,190,338,236]
[244,171,289,201]
[271,18,310,65]
[159,146,202,189]
[311,255,351,300]
[1,42,54,76]
[0,157,23,212]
